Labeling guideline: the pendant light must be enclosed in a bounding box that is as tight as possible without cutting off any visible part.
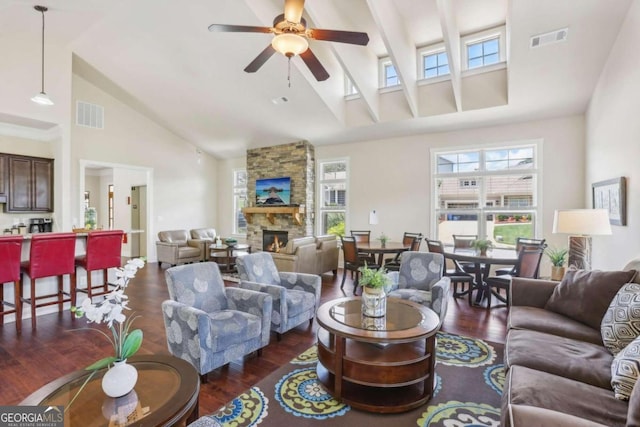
[31,5,54,106]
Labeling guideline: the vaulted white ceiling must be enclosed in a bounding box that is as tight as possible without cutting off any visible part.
[0,0,633,158]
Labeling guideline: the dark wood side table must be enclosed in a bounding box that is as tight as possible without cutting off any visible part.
[20,354,199,427]
[315,297,440,413]
[210,244,251,273]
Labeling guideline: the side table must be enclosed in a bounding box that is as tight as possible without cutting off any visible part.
[210,243,251,273]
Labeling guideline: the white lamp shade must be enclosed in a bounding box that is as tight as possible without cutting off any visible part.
[552,209,612,235]
[31,91,54,106]
[271,33,309,56]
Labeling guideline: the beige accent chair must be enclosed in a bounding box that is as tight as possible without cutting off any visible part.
[315,235,339,276]
[156,230,203,268]
[190,228,217,260]
[269,236,317,274]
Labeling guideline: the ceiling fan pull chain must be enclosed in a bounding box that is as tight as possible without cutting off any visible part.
[288,56,292,88]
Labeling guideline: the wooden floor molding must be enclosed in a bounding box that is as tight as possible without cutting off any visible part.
[0,262,507,414]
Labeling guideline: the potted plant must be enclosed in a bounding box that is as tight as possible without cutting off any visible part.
[546,247,568,281]
[377,233,389,248]
[471,239,493,256]
[358,263,390,317]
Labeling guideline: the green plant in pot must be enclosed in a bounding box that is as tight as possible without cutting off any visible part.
[377,233,389,248]
[358,263,390,317]
[546,247,568,281]
[471,239,493,256]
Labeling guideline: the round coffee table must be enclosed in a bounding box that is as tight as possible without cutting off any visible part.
[20,354,199,426]
[316,297,440,413]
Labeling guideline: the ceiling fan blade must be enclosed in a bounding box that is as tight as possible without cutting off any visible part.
[308,28,369,46]
[300,48,329,81]
[208,23,273,33]
[284,0,305,24]
[244,45,277,73]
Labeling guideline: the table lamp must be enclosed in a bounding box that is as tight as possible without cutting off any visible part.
[552,209,611,270]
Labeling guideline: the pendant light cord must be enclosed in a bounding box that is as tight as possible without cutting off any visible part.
[40,8,45,93]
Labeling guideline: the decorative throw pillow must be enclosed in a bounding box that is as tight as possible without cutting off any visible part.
[611,334,640,400]
[602,282,640,355]
[545,269,637,330]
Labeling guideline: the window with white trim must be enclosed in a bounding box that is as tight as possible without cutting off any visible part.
[432,143,540,248]
[423,51,450,78]
[461,25,506,72]
[318,159,348,236]
[379,58,401,88]
[345,76,359,97]
[233,169,247,235]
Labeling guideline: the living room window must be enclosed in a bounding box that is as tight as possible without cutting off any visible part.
[318,159,348,236]
[233,169,247,235]
[423,50,450,78]
[432,143,540,248]
[461,25,506,72]
[379,58,401,88]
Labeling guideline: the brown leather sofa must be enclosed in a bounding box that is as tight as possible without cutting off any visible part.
[502,261,640,427]
[156,230,204,267]
[269,235,339,276]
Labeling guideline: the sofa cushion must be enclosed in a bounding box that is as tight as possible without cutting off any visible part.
[283,237,316,254]
[509,306,603,345]
[506,329,614,389]
[286,289,315,318]
[628,375,640,426]
[504,365,628,427]
[602,282,640,356]
[545,269,637,330]
[611,334,640,400]
[208,310,261,352]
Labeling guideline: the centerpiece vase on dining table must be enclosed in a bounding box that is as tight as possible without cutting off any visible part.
[362,286,387,317]
[101,359,138,398]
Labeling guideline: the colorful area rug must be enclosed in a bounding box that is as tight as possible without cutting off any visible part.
[193,332,505,427]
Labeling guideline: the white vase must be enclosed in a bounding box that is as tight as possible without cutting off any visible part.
[101,359,138,398]
[362,286,387,318]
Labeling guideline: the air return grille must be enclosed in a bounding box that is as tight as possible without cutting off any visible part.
[530,28,568,48]
[76,101,104,129]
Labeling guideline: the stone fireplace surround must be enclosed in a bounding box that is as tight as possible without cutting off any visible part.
[245,141,315,251]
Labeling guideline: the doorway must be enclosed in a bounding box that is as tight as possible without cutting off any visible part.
[130,185,147,258]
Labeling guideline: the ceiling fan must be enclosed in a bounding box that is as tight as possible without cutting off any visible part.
[208,0,369,82]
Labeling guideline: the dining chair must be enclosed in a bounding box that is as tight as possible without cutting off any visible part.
[0,236,24,333]
[340,235,380,295]
[384,232,422,271]
[350,230,376,264]
[452,234,480,273]
[485,247,545,308]
[425,238,474,298]
[495,237,547,276]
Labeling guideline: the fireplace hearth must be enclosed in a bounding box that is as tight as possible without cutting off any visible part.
[263,230,288,252]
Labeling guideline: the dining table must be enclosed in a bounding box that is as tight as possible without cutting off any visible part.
[357,241,412,266]
[443,247,518,306]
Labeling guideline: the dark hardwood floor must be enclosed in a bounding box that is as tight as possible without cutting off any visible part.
[0,262,508,415]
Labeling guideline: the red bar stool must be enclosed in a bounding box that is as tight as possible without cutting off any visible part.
[75,230,124,300]
[21,232,77,330]
[0,236,24,333]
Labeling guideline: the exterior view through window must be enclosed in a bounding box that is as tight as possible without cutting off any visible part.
[318,159,347,236]
[233,169,247,234]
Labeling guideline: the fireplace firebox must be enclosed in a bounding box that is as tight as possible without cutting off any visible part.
[263,230,288,252]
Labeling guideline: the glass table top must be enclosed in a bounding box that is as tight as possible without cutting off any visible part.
[329,299,425,332]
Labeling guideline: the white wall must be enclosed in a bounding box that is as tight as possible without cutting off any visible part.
[586,0,640,270]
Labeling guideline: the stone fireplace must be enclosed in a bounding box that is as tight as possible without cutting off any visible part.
[246,141,315,250]
[263,230,288,252]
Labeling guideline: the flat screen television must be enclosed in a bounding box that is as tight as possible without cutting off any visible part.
[256,177,291,206]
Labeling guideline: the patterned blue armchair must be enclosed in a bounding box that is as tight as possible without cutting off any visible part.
[386,252,451,324]
[161,262,272,381]
[236,252,321,339]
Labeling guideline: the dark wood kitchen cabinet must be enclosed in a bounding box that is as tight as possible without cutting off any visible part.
[5,155,54,212]
[0,154,6,203]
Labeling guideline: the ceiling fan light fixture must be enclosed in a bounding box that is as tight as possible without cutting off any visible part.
[271,33,308,57]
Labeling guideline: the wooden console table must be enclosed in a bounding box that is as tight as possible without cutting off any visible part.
[315,297,440,413]
[242,206,305,225]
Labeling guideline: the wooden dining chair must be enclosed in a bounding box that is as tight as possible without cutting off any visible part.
[426,238,474,298]
[384,232,422,271]
[485,247,544,308]
[452,234,480,273]
[495,237,547,276]
[350,230,376,264]
[340,235,380,295]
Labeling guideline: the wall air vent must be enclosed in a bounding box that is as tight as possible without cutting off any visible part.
[76,101,104,129]
[530,28,568,49]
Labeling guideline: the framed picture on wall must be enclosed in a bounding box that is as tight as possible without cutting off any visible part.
[592,177,626,226]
